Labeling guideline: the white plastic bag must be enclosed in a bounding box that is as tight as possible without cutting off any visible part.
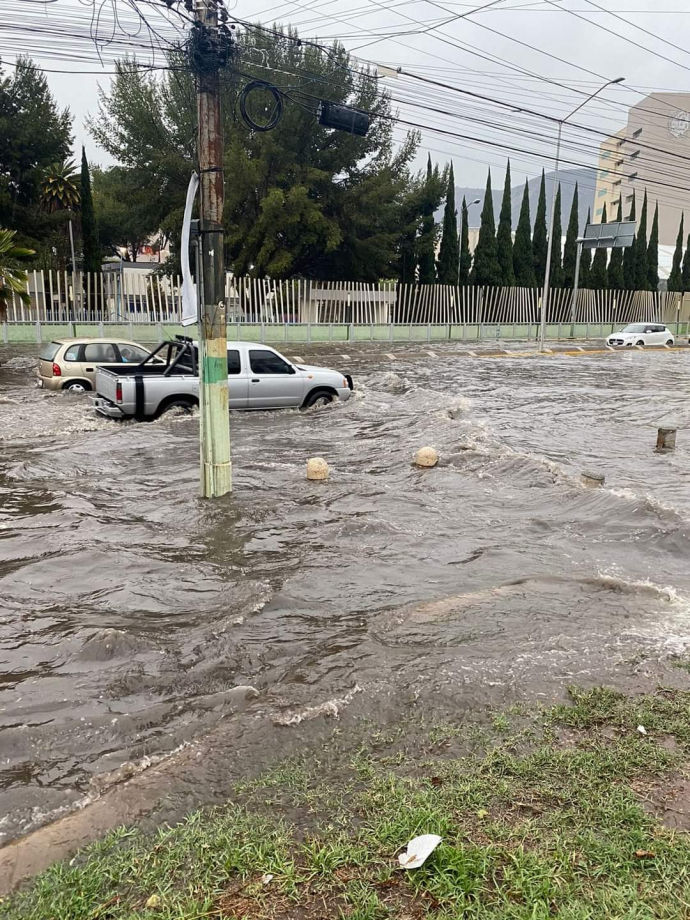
[397,834,442,869]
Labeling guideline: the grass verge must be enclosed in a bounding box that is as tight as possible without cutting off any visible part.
[4,686,690,919]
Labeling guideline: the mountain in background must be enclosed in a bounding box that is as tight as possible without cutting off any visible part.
[447,167,597,231]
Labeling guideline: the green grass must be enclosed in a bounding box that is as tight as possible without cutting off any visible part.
[5,687,690,919]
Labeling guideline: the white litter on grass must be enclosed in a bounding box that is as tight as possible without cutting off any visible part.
[397,834,442,869]
[261,874,274,885]
[637,725,647,735]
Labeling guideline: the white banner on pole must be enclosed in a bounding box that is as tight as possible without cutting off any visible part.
[181,172,199,326]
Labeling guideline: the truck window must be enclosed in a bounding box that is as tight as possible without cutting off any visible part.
[227,350,241,374]
[249,349,292,374]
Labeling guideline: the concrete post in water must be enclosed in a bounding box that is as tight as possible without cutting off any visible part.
[196,0,232,497]
[656,427,676,451]
[581,470,605,488]
[414,446,439,468]
[307,457,329,480]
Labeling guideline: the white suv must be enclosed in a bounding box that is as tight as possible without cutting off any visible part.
[607,324,674,347]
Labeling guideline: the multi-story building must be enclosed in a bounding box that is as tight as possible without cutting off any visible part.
[595,92,690,247]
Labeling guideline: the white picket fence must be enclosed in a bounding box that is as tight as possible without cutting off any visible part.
[4,270,688,326]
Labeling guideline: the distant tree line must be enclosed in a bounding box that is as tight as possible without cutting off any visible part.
[0,43,678,294]
[429,161,667,292]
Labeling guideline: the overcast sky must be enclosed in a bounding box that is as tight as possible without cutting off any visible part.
[3,0,689,200]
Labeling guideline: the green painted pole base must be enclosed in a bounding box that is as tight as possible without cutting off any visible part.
[198,336,232,498]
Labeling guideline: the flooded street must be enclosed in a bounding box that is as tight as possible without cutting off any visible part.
[2,342,690,845]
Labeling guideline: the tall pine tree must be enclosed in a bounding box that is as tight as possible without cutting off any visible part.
[80,146,100,274]
[647,201,659,292]
[417,155,438,284]
[562,183,579,288]
[623,192,636,289]
[683,232,690,293]
[548,183,563,287]
[437,163,459,284]
[513,180,535,287]
[607,200,624,290]
[580,208,592,289]
[667,215,684,292]
[496,160,514,285]
[634,190,649,291]
[590,203,608,289]
[459,196,472,285]
[471,170,501,286]
[533,170,548,287]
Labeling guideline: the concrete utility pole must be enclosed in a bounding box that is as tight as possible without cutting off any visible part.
[196,0,232,497]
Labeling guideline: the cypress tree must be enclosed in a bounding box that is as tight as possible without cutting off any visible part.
[459,196,472,285]
[562,183,579,288]
[533,169,548,286]
[580,208,592,289]
[667,215,684,292]
[496,160,514,285]
[80,146,100,274]
[647,202,659,292]
[548,183,563,287]
[471,170,501,286]
[634,190,649,291]
[682,232,690,292]
[607,200,624,291]
[513,180,535,287]
[623,191,636,289]
[590,203,608,289]
[437,163,459,285]
[417,155,437,284]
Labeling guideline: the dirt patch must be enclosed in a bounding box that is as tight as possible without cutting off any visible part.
[637,773,690,830]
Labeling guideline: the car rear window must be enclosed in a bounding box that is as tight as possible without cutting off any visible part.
[40,342,61,361]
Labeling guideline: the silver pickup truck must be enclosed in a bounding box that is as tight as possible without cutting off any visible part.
[91,337,353,420]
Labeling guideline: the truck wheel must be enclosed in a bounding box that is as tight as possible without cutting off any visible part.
[158,398,196,418]
[303,389,334,409]
[63,379,91,393]
[636,340,645,346]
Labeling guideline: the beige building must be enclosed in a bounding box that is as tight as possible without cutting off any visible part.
[595,92,690,247]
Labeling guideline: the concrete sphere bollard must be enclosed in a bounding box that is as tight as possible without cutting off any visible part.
[581,470,605,489]
[306,457,329,481]
[414,446,439,468]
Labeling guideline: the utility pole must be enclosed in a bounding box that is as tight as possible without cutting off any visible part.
[195,0,232,497]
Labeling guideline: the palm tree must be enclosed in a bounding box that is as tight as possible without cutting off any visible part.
[0,229,34,321]
[40,160,80,213]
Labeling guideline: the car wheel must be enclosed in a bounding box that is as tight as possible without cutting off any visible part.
[636,340,645,346]
[159,398,196,417]
[303,390,334,410]
[63,380,91,393]
[667,339,674,346]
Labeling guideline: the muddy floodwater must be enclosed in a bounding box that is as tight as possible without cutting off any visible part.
[2,343,690,845]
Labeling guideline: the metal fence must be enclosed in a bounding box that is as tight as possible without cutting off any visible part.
[4,270,690,327]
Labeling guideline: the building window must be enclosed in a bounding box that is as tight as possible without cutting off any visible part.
[615,158,624,167]
[595,207,603,216]
[632,127,642,138]
[598,188,607,197]
[599,168,609,177]
[630,149,640,160]
[602,150,611,159]
[613,179,621,186]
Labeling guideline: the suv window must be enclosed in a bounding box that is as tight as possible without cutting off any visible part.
[64,344,81,361]
[83,343,118,362]
[117,343,150,363]
[227,349,241,374]
[249,349,293,374]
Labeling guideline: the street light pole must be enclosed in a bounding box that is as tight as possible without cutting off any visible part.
[539,76,624,351]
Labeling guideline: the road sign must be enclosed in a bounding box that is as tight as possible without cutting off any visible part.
[581,220,636,249]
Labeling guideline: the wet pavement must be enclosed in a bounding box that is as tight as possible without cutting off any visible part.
[2,341,690,847]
